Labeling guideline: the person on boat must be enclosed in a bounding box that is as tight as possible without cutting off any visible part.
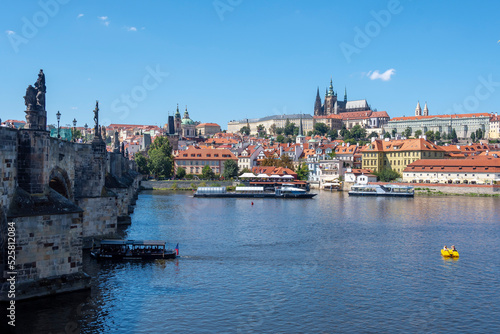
[451,245,457,252]
[443,245,449,251]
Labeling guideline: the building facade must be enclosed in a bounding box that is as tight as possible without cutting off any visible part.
[227,114,314,135]
[388,111,491,139]
[174,147,237,176]
[403,156,500,184]
[360,138,445,174]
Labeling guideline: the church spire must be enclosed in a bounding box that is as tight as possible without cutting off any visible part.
[344,86,347,103]
[299,114,303,136]
[314,87,322,116]
[328,77,334,96]
[423,102,429,116]
[415,101,422,116]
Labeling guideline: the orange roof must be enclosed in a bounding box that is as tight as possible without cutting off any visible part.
[175,147,237,160]
[391,113,491,122]
[196,123,220,128]
[404,156,500,173]
[251,166,297,178]
[363,138,443,153]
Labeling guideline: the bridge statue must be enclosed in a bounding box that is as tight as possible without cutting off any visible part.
[93,101,100,138]
[23,69,47,130]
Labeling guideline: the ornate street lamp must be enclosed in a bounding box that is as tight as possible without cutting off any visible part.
[84,123,88,142]
[72,118,77,142]
[56,111,61,138]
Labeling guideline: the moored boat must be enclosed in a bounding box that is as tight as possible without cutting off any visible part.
[348,184,414,197]
[194,184,316,198]
[91,239,177,260]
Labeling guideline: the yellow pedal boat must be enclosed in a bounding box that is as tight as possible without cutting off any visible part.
[441,249,459,258]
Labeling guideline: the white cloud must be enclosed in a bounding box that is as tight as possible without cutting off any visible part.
[98,16,110,26]
[126,26,137,32]
[77,13,84,19]
[367,69,396,81]
[6,30,15,35]
[71,107,78,110]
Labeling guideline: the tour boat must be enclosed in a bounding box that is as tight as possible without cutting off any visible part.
[441,249,459,258]
[194,184,316,198]
[348,184,414,197]
[91,239,177,260]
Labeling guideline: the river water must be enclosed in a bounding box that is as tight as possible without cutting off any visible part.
[13,191,500,333]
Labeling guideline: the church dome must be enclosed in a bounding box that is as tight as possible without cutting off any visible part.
[182,118,194,125]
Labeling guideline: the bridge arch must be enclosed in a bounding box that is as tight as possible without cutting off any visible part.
[48,167,72,200]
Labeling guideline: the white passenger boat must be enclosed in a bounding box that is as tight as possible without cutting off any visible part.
[348,184,414,197]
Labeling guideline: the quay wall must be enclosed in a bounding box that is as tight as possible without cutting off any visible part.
[141,180,234,189]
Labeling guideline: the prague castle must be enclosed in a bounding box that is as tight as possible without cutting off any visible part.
[314,78,371,116]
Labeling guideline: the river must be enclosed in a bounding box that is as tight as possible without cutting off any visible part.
[13,191,500,333]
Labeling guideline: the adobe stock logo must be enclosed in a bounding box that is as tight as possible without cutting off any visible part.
[213,0,243,21]
[110,65,169,120]
[6,0,72,53]
[339,0,404,63]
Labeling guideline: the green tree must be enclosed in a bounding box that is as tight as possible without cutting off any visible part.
[240,126,250,136]
[239,167,252,176]
[351,125,367,140]
[269,123,277,135]
[223,159,239,179]
[202,165,216,180]
[296,163,309,181]
[435,131,441,141]
[339,125,350,139]
[148,149,173,179]
[328,129,338,140]
[374,169,401,182]
[391,128,397,137]
[276,127,284,135]
[278,155,294,170]
[307,130,313,137]
[470,132,476,142]
[368,131,378,138]
[451,129,458,143]
[276,134,285,143]
[147,136,174,178]
[313,123,329,136]
[176,166,186,179]
[442,132,448,140]
[284,121,296,136]
[383,132,391,139]
[425,130,435,141]
[257,124,265,137]
[134,152,149,175]
[414,129,422,138]
[476,128,483,140]
[403,127,412,138]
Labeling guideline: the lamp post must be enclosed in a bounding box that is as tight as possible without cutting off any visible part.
[84,123,88,143]
[72,118,77,142]
[56,111,61,138]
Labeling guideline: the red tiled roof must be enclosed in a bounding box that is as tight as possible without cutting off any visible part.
[175,147,237,160]
[196,123,220,127]
[391,113,491,122]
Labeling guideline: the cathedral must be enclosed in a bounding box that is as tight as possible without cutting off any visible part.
[314,78,371,116]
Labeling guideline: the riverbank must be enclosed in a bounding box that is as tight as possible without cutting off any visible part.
[140,180,235,191]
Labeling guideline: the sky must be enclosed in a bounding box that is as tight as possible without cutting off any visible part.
[1,0,500,130]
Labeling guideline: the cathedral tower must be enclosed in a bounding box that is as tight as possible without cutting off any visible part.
[314,87,322,116]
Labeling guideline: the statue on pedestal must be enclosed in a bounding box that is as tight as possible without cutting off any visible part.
[24,69,47,130]
[113,130,120,153]
[93,101,100,138]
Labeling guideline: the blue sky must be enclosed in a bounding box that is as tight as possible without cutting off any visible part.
[1,0,499,129]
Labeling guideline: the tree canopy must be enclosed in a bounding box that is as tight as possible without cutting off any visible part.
[223,159,239,179]
[240,126,250,136]
[147,136,174,178]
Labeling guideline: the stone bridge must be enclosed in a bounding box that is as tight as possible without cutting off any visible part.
[0,71,142,300]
